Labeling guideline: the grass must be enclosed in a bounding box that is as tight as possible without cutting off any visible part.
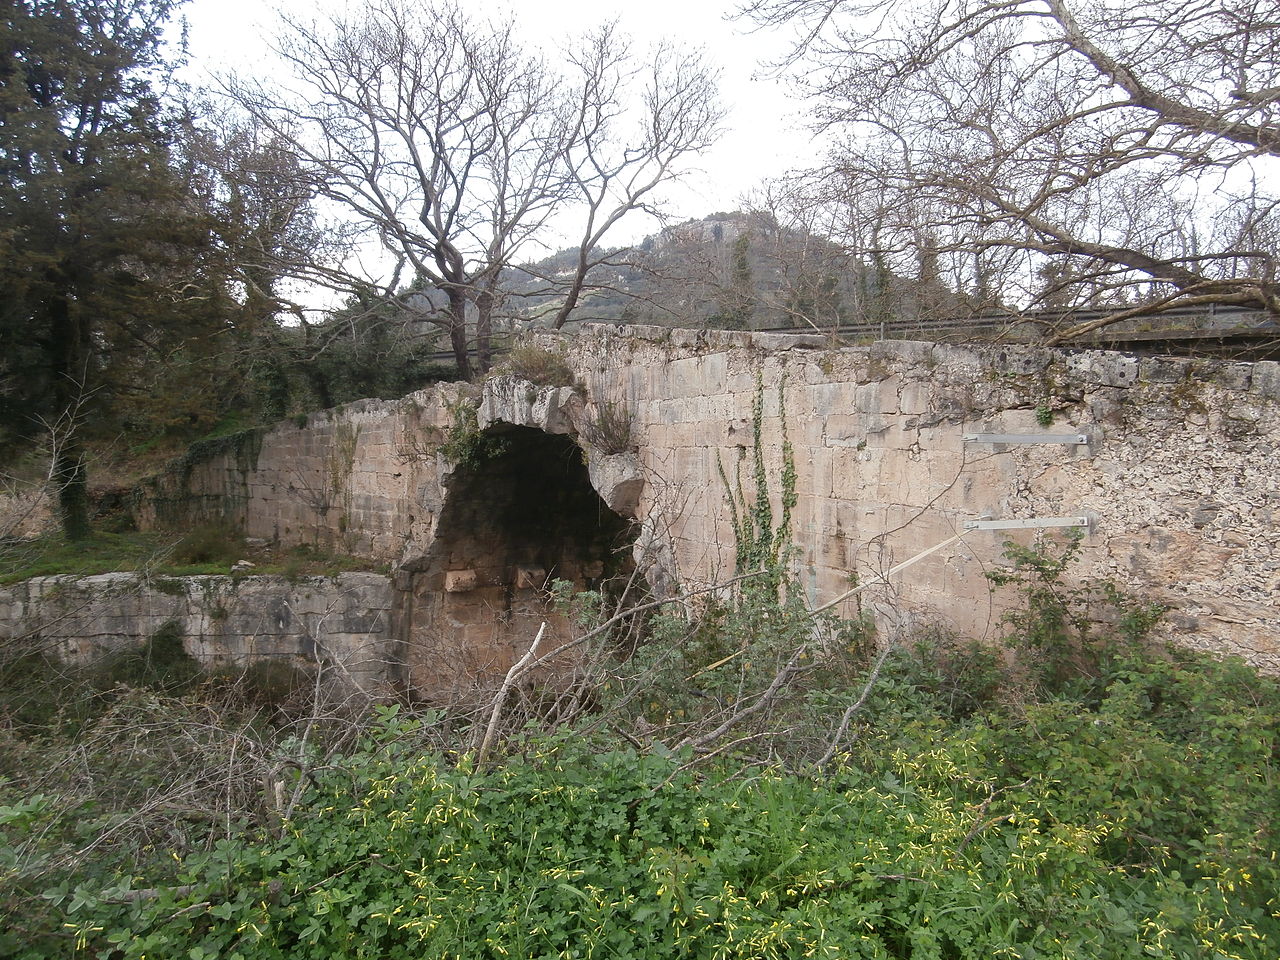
[0,528,384,586]
[0,537,1276,958]
[14,646,1276,960]
[579,397,635,454]
[490,343,578,388]
[0,531,170,584]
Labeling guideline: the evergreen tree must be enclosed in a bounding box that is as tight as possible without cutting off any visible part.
[0,0,199,537]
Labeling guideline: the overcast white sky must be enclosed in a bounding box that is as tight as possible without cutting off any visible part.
[177,0,814,241]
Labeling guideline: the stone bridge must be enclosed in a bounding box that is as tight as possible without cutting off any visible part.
[119,324,1278,694]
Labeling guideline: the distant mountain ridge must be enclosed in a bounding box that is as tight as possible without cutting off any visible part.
[501,210,920,331]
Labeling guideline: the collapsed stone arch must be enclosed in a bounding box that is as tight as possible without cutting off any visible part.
[398,419,640,699]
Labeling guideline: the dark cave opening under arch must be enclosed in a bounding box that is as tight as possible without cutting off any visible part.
[403,425,639,695]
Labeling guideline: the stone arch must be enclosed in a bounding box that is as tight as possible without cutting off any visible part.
[400,424,639,698]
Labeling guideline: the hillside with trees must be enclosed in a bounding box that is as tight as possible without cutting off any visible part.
[503,209,980,330]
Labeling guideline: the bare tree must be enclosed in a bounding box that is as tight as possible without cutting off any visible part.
[233,4,722,376]
[547,23,725,328]
[744,184,877,330]
[0,398,87,547]
[233,2,569,379]
[740,0,1280,339]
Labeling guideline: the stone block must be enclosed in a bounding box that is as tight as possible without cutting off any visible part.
[699,329,749,350]
[478,377,575,434]
[1139,357,1193,383]
[725,368,763,395]
[854,381,897,415]
[751,332,827,351]
[515,567,546,589]
[1213,363,1255,391]
[696,353,727,391]
[587,452,645,518]
[988,345,1052,376]
[444,569,478,593]
[870,339,926,367]
[1065,351,1139,388]
[897,382,931,416]
[802,381,847,418]
[1249,361,1280,399]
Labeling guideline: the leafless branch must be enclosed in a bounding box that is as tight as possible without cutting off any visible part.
[738,0,1280,337]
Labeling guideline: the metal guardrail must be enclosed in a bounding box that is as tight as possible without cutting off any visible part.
[421,306,1277,365]
[760,305,1273,341]
[757,305,1279,360]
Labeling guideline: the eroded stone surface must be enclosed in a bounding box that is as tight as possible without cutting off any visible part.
[478,377,580,434]
[119,329,1280,676]
[560,325,1280,671]
[0,572,398,692]
[586,452,645,518]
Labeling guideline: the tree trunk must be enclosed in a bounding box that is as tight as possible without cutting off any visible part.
[447,287,472,380]
[54,443,90,541]
[49,286,92,540]
[475,287,493,374]
[552,246,592,329]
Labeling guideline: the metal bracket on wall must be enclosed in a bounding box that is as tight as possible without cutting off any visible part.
[963,516,1090,531]
[963,433,1089,445]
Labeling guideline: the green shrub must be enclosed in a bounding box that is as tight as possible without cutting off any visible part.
[98,620,202,693]
[606,578,874,760]
[579,398,634,455]
[190,659,321,724]
[491,343,577,388]
[887,628,1006,719]
[4,577,1279,960]
[169,522,243,568]
[0,625,200,738]
[438,397,508,470]
[45,692,1280,960]
[987,530,1165,699]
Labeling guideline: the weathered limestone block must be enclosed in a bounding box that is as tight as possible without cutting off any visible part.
[1250,360,1280,397]
[750,332,827,352]
[444,569,478,593]
[633,512,680,599]
[587,452,645,518]
[479,376,579,434]
[515,567,546,589]
[1065,351,1140,388]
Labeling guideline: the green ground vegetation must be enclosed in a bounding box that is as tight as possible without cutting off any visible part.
[0,531,1276,959]
[0,526,381,586]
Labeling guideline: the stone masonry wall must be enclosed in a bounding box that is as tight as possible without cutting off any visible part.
[556,326,1280,671]
[133,377,606,694]
[134,380,587,570]
[134,392,455,563]
[0,572,398,692]
[130,327,1280,674]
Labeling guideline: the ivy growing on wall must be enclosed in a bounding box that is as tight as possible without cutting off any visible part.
[438,397,509,471]
[718,372,797,578]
